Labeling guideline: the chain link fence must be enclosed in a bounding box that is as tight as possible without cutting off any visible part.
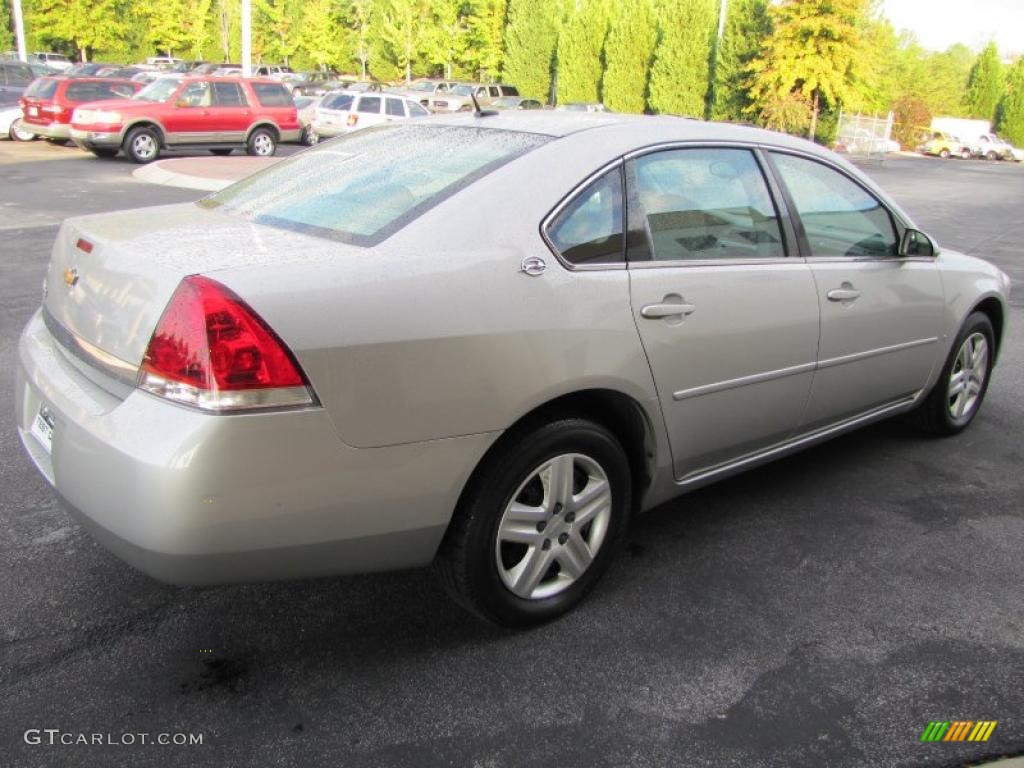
[835,111,896,160]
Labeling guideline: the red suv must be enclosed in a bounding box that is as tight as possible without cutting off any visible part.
[20,77,140,142]
[69,75,301,162]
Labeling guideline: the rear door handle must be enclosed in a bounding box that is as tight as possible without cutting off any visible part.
[827,283,861,302]
[641,300,696,319]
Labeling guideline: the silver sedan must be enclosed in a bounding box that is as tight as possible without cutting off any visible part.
[16,113,1011,626]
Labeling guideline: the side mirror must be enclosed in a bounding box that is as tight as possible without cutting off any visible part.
[899,228,936,258]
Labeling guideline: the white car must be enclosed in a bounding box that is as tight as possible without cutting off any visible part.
[0,105,34,140]
[313,91,430,138]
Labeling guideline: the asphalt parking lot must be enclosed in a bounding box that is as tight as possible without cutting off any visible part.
[0,141,1021,768]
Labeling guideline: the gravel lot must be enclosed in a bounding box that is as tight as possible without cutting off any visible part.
[0,141,1021,768]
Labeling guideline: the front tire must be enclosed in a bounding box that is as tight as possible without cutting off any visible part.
[124,126,160,163]
[9,118,35,141]
[939,148,951,159]
[435,418,631,627]
[909,312,995,435]
[301,125,319,146]
[246,127,277,156]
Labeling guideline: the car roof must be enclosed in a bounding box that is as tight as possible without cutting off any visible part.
[422,111,830,153]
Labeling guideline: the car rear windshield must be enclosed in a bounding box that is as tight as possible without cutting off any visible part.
[251,82,292,107]
[320,92,353,111]
[24,77,59,99]
[202,124,550,246]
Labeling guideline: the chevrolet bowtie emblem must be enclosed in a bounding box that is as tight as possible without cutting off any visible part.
[63,267,79,288]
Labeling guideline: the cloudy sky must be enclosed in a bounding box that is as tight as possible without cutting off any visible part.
[882,0,1024,54]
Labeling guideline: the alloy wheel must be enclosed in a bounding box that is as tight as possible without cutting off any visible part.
[495,453,612,600]
[132,133,156,161]
[947,332,988,421]
[253,133,274,155]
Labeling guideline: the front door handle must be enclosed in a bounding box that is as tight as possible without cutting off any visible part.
[641,297,696,319]
[827,283,861,302]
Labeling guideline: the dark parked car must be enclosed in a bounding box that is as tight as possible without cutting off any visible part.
[0,60,34,107]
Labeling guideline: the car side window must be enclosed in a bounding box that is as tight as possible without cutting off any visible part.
[386,97,405,117]
[357,96,381,114]
[250,82,290,107]
[179,81,211,107]
[771,152,897,257]
[408,102,429,117]
[546,167,624,266]
[6,64,33,86]
[630,148,785,261]
[213,82,247,107]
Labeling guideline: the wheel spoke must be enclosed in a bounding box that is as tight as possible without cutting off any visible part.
[544,455,575,509]
[948,370,966,396]
[499,521,544,546]
[504,502,547,523]
[510,546,552,597]
[573,479,610,526]
[971,342,988,374]
[556,532,593,579]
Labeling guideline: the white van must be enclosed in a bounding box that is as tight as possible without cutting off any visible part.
[313,91,430,137]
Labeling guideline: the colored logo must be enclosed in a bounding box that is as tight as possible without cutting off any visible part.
[63,267,79,288]
[921,721,997,742]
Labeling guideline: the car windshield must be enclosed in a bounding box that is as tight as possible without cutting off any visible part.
[134,77,181,102]
[203,124,549,245]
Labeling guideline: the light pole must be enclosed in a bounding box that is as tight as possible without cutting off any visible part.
[241,0,252,76]
[12,0,28,62]
[706,0,728,119]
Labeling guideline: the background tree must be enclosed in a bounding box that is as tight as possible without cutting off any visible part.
[503,0,561,100]
[378,0,427,82]
[0,0,14,52]
[997,58,1024,146]
[464,0,506,81]
[748,0,868,139]
[601,0,656,113]
[648,0,716,117]
[147,0,190,58]
[964,42,1003,123]
[29,0,134,61]
[422,0,468,79]
[711,0,770,121]
[297,0,349,70]
[556,0,608,105]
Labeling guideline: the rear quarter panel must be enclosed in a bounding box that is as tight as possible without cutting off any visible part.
[211,135,662,449]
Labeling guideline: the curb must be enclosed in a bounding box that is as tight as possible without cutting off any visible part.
[133,156,281,192]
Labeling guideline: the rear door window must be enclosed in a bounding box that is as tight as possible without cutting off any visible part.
[65,81,133,102]
[213,82,247,106]
[408,102,429,117]
[357,96,382,114]
[385,97,405,117]
[503,86,520,97]
[630,148,786,261]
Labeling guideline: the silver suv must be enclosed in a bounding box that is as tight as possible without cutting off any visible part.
[431,82,521,112]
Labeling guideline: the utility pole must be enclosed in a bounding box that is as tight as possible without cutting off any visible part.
[12,0,28,62]
[241,0,252,76]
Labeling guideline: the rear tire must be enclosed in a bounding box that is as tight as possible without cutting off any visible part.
[301,125,319,146]
[123,126,160,164]
[435,418,631,627]
[246,127,276,156]
[90,148,118,159]
[986,150,997,161]
[908,312,995,436]
[9,118,35,141]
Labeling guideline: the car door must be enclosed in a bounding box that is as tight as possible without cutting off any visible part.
[766,151,945,430]
[162,80,212,144]
[206,81,251,141]
[623,146,820,480]
[384,96,406,122]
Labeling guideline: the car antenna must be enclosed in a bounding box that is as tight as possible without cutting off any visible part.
[471,91,497,118]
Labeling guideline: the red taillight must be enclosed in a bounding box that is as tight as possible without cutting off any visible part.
[347,113,358,126]
[76,237,93,254]
[138,275,314,412]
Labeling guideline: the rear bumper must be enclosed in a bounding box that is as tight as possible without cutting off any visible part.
[16,309,497,585]
[70,128,123,149]
[26,121,70,139]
